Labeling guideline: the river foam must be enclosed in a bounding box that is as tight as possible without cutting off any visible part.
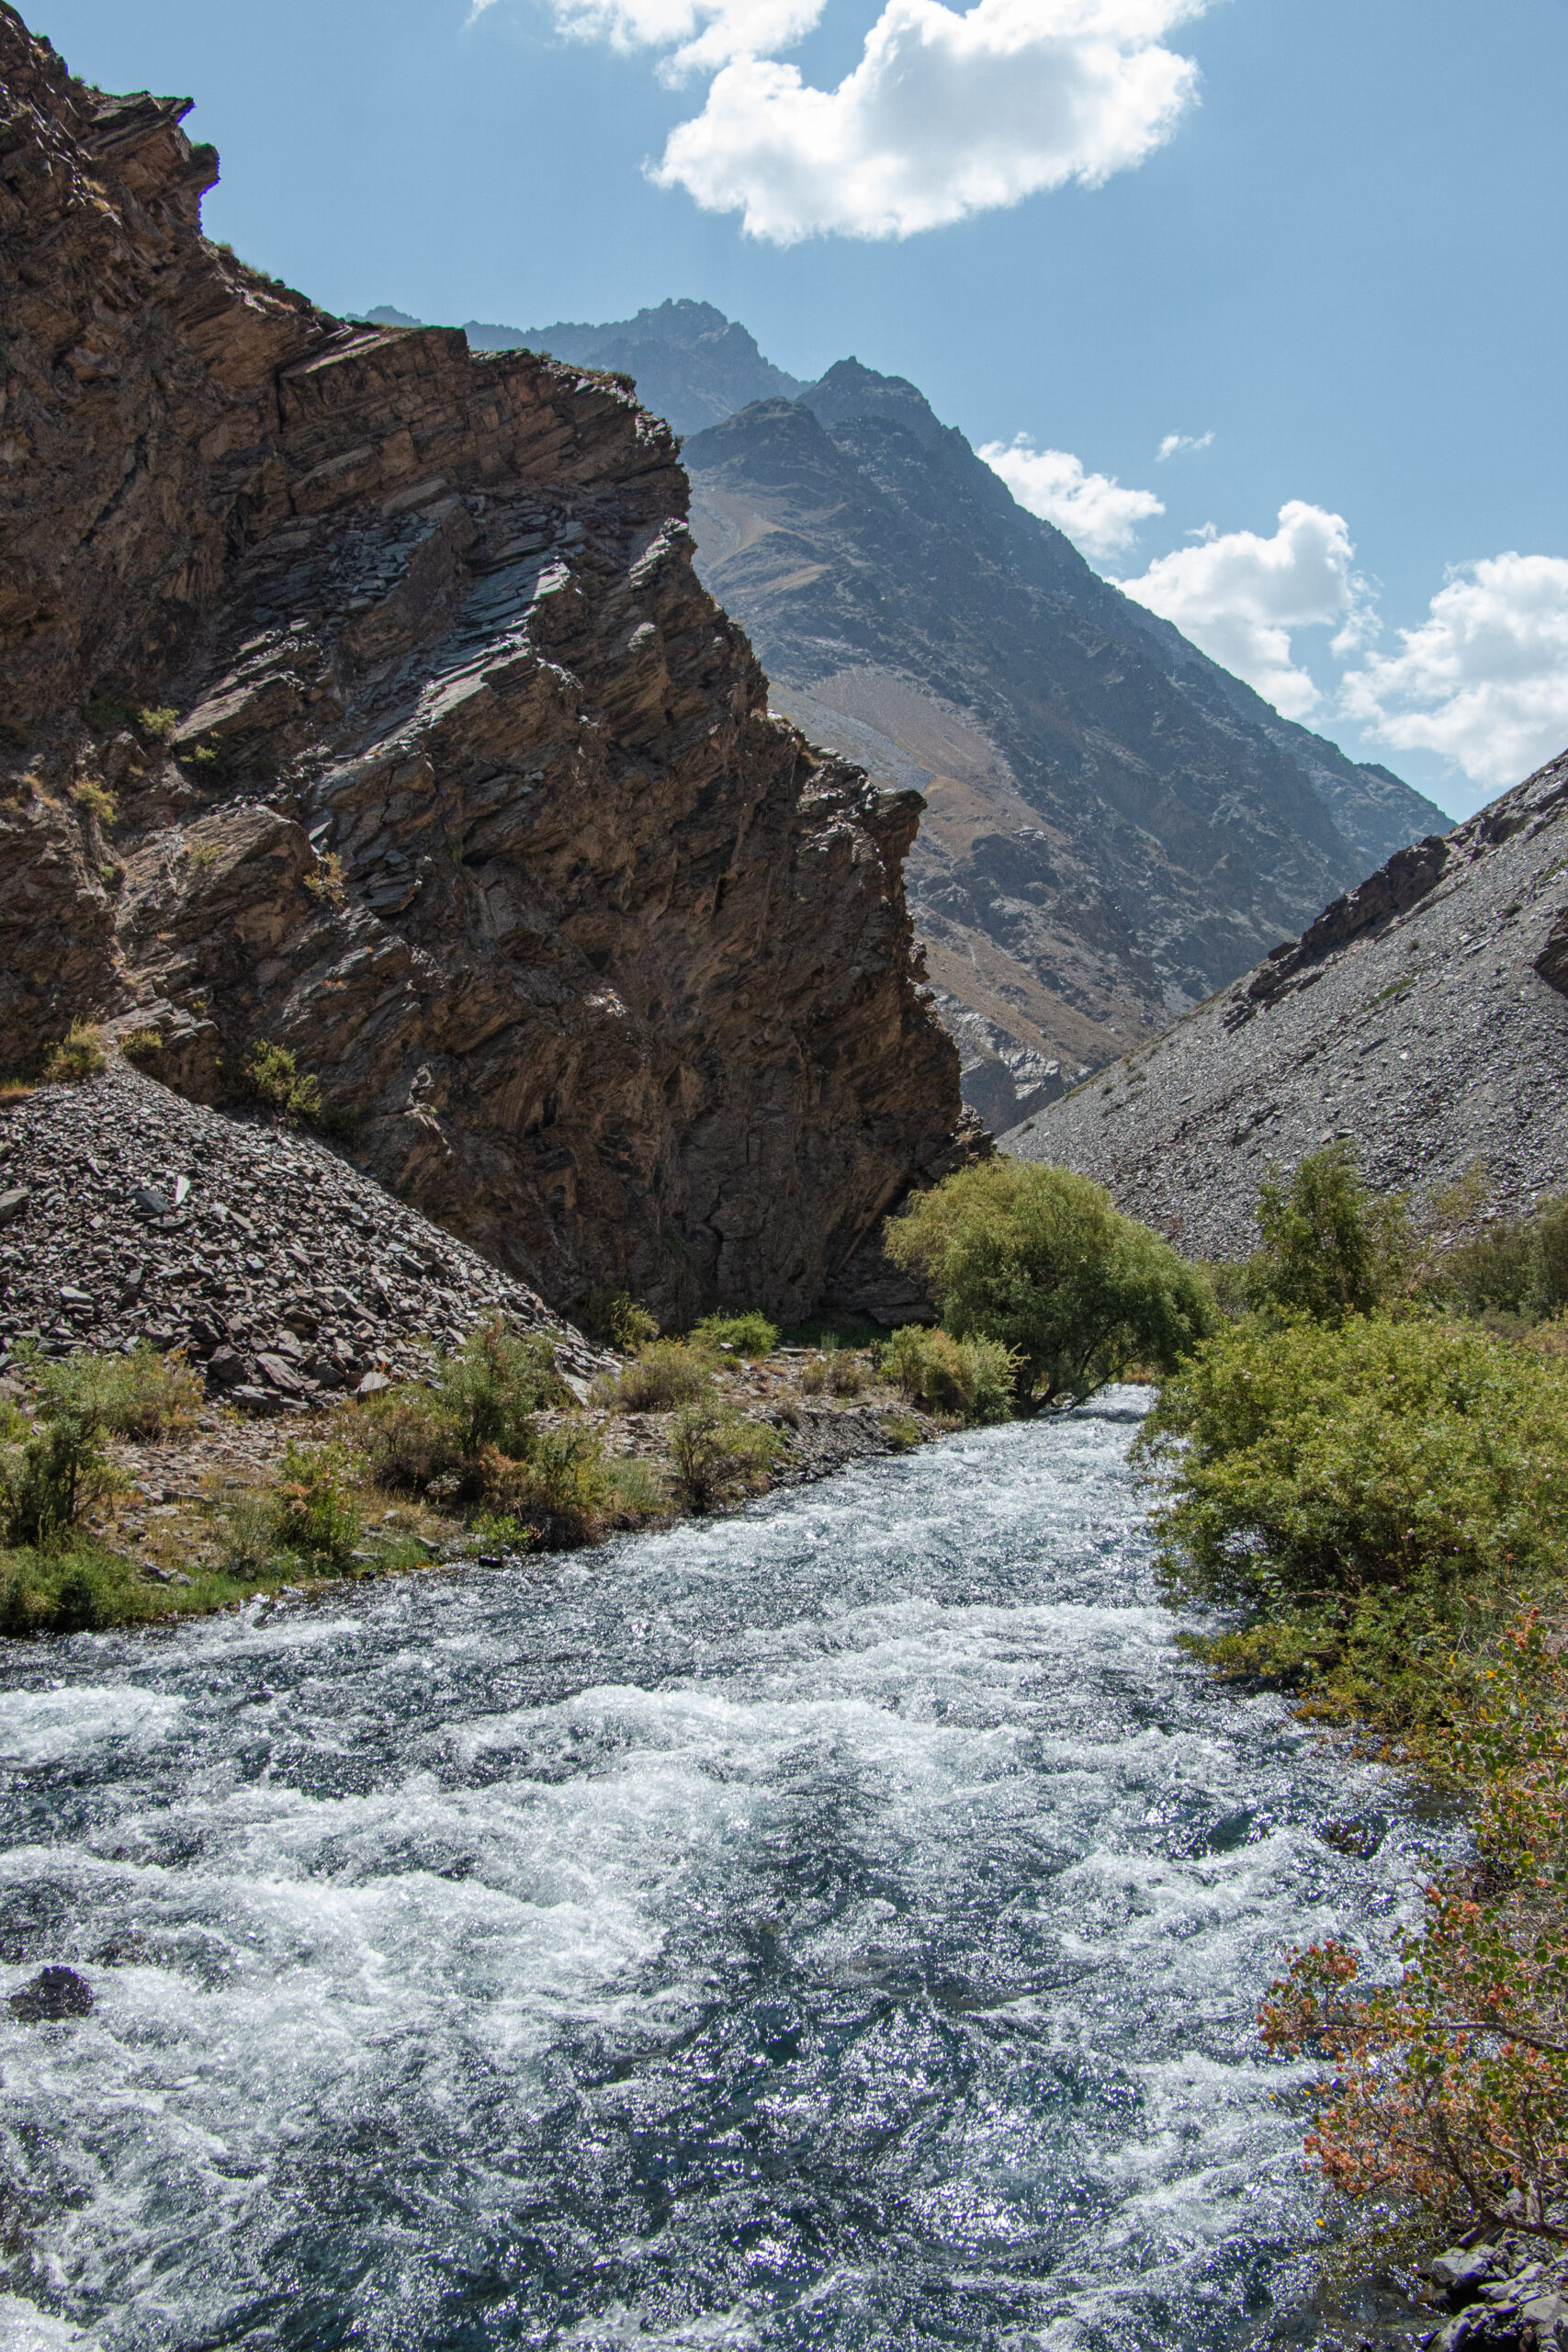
[0,1397,1427,2349]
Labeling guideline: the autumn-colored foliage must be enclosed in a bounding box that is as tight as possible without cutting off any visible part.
[1261,1617,1568,2245]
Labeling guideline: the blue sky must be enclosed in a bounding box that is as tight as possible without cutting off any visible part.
[33,0,1568,818]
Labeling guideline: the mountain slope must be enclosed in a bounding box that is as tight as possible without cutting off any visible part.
[683,365,1449,1121]
[365,299,803,440]
[0,11,966,1328]
[1005,753,1568,1252]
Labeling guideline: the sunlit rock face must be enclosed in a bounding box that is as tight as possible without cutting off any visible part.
[0,7,969,1326]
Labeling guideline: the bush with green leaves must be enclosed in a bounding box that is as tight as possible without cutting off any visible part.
[433,1317,566,1454]
[235,1038,322,1123]
[1422,1191,1568,1323]
[691,1310,779,1360]
[479,1425,615,1548]
[668,1399,781,1512]
[40,1023,107,1085]
[584,1286,660,1352]
[1247,1144,1413,1325]
[1,1410,116,1548]
[602,1339,713,1412]
[879,1325,1017,1422]
[1139,1313,1568,1727]
[267,1442,361,1565]
[34,1343,201,1441]
[884,1161,1213,1409]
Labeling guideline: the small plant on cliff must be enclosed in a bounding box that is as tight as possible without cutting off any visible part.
[135,707,179,741]
[668,1399,781,1512]
[69,779,117,827]
[584,1286,660,1353]
[119,1028,163,1065]
[303,851,346,906]
[40,1023,107,1084]
[884,1161,1213,1410]
[236,1039,323,1123]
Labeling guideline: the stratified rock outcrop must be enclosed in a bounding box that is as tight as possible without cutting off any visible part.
[1007,753,1568,1254]
[0,6,967,1325]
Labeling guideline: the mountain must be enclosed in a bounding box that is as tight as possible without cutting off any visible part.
[683,361,1450,1125]
[363,298,804,439]
[0,14,969,1328]
[1005,751,1568,1251]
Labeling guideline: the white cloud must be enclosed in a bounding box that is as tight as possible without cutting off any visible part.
[1340,553,1568,790]
[471,0,821,77]
[1116,501,1367,719]
[980,434,1163,559]
[650,0,1207,243]
[1156,428,1212,460]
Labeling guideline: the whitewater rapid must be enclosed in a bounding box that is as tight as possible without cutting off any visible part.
[0,1396,1426,2349]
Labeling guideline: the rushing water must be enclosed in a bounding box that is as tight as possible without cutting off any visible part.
[0,1396,1429,2352]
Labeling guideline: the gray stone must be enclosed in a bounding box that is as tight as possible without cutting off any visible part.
[0,1188,28,1225]
[131,1183,173,1218]
[9,1965,93,2021]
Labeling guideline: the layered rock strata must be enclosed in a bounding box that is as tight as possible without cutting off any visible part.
[0,6,966,1327]
[1006,754,1568,1255]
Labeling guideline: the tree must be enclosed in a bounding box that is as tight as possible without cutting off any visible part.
[883,1160,1213,1410]
[1250,1142,1411,1324]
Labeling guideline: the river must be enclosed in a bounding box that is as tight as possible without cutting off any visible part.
[0,1395,1429,2351]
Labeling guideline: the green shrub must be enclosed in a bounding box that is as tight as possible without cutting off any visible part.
[1422,1192,1568,1323]
[691,1310,779,1359]
[434,1317,566,1454]
[120,1027,164,1065]
[268,1442,361,1565]
[352,1385,468,1494]
[135,707,179,741]
[479,1425,611,1548]
[217,1488,278,1578]
[236,1038,322,1122]
[604,1339,713,1412]
[584,1286,660,1351]
[36,1344,201,1440]
[668,1400,781,1511]
[1139,1314,1568,1728]
[1247,1143,1412,1325]
[801,1336,874,1397]
[879,1325,1018,1423]
[884,1161,1213,1409]
[1,1414,117,1547]
[40,1023,107,1084]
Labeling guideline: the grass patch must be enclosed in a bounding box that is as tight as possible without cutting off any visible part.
[598,1339,714,1412]
[690,1309,779,1359]
[40,1023,107,1083]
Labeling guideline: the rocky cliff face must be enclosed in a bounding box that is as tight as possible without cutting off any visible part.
[0,6,967,1327]
[682,363,1450,1125]
[367,300,806,442]
[1007,754,1568,1254]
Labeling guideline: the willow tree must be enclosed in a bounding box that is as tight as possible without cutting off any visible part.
[884,1160,1213,1411]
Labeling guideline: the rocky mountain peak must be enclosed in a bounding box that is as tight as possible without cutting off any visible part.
[798,360,951,452]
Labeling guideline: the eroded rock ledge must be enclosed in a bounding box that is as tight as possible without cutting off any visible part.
[0,3,970,1326]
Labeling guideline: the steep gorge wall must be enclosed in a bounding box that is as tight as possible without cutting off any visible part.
[0,6,968,1324]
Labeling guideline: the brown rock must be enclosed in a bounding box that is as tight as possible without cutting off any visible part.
[0,6,966,1328]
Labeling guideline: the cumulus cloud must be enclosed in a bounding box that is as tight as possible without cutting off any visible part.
[1339,553,1568,790]
[1116,501,1367,719]
[980,434,1164,559]
[1156,428,1212,460]
[650,0,1207,243]
[471,0,822,77]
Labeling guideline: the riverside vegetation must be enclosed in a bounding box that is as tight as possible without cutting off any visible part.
[1136,1144,1568,2290]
